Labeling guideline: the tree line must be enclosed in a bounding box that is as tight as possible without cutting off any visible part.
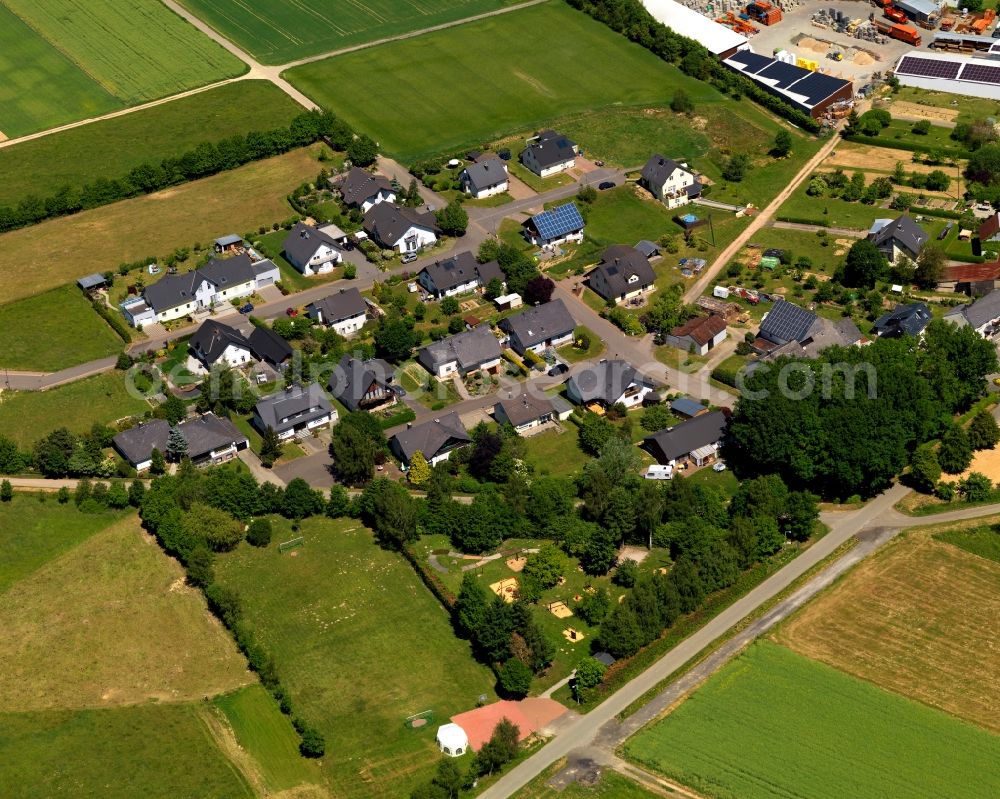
[0,109,364,235]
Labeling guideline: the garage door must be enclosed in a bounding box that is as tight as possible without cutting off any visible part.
[257,277,274,287]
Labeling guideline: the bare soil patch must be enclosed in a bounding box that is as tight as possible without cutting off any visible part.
[824,142,952,175]
[953,444,1000,483]
[891,101,959,123]
[775,535,1000,733]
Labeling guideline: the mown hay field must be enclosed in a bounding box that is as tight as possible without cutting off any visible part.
[625,641,1000,799]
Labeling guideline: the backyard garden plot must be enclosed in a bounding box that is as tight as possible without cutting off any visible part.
[0,515,251,712]
[0,147,318,304]
[180,0,510,64]
[3,0,244,105]
[0,4,120,138]
[775,534,1000,734]
[0,285,123,372]
[213,516,495,799]
[0,81,303,209]
[625,641,1000,799]
[0,703,254,799]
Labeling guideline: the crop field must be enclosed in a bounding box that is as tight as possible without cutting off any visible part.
[775,535,1000,734]
[0,81,303,208]
[0,495,126,594]
[0,285,123,372]
[180,0,512,64]
[0,703,254,799]
[3,0,244,106]
[0,515,250,712]
[0,147,319,304]
[214,515,495,799]
[0,372,150,448]
[934,524,1000,563]
[625,641,1000,799]
[0,4,121,138]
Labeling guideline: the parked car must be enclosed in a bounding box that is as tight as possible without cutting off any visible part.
[401,252,418,264]
[938,222,954,241]
[238,303,254,314]
[286,307,298,317]
[548,363,569,376]
[598,181,616,190]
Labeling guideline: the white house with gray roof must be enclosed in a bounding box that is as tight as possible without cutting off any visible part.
[418,324,503,379]
[188,319,256,372]
[363,204,439,253]
[867,215,928,264]
[306,288,368,337]
[566,359,660,409]
[418,251,505,299]
[336,167,396,212]
[460,157,508,199]
[521,130,577,177]
[944,288,1000,337]
[253,383,336,441]
[587,245,656,304]
[640,154,701,209]
[282,222,343,275]
[113,414,248,471]
[390,412,471,468]
[500,299,576,355]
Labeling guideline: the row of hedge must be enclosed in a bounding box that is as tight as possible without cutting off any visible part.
[841,133,966,160]
[91,298,133,344]
[0,110,354,235]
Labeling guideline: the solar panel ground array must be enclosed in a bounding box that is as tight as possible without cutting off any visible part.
[179,0,510,64]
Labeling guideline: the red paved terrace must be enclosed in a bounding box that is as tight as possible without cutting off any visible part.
[451,698,567,751]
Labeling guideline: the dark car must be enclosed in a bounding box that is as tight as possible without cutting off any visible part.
[598,181,616,190]
[548,363,569,376]
[938,222,954,241]
[286,307,298,317]
[238,303,254,314]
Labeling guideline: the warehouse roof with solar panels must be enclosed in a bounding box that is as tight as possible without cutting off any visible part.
[723,49,853,118]
[895,51,1000,100]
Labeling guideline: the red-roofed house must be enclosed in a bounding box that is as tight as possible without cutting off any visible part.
[664,314,728,355]
[939,261,1000,295]
[450,698,566,751]
[978,212,1000,244]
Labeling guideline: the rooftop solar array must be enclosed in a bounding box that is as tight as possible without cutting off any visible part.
[760,300,817,344]
[960,61,1000,84]
[531,202,584,240]
[895,55,962,80]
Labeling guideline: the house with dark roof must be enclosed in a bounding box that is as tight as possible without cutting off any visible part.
[867,215,929,264]
[565,359,660,409]
[248,326,293,368]
[113,414,248,471]
[328,354,397,412]
[253,383,336,440]
[199,254,280,301]
[390,412,471,468]
[523,203,585,247]
[587,245,656,304]
[754,300,862,358]
[282,222,343,276]
[493,392,556,434]
[336,167,396,212]
[460,157,509,199]
[642,409,728,467]
[418,325,503,379]
[873,302,932,338]
[417,251,506,299]
[188,320,255,371]
[664,314,728,356]
[500,299,576,355]
[944,288,1000,336]
[363,204,439,253]
[978,212,1000,244]
[306,288,368,337]
[520,130,577,177]
[640,155,701,209]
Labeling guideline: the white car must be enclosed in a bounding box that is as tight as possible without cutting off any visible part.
[713,461,727,472]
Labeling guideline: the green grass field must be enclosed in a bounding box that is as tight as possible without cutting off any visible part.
[4,0,244,106]
[0,372,149,448]
[519,766,657,798]
[181,0,512,64]
[0,286,123,371]
[0,81,303,208]
[934,525,1000,564]
[0,4,121,138]
[287,2,707,161]
[214,515,496,798]
[213,685,326,794]
[0,495,125,594]
[625,641,1000,799]
[0,704,253,799]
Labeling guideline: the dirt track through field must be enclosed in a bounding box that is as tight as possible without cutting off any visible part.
[775,535,1000,733]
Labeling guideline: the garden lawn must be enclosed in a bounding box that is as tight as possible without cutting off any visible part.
[286,2,719,161]
[0,703,253,799]
[0,495,125,594]
[0,147,319,304]
[4,0,244,105]
[0,515,250,712]
[0,4,120,138]
[625,641,1000,799]
[0,372,150,448]
[0,81,303,208]
[522,423,591,478]
[0,286,123,371]
[213,516,496,799]
[179,0,512,64]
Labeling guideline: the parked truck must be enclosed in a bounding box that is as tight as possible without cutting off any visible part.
[873,18,921,45]
[884,5,908,24]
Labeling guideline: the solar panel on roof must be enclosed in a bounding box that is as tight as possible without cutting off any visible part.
[532,203,584,240]
[895,56,962,80]
[959,62,1000,84]
[761,302,816,344]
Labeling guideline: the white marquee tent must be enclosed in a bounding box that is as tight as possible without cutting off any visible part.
[436,723,469,757]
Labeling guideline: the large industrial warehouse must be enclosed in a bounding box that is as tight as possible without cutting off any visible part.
[641,0,750,58]
[895,50,1000,100]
